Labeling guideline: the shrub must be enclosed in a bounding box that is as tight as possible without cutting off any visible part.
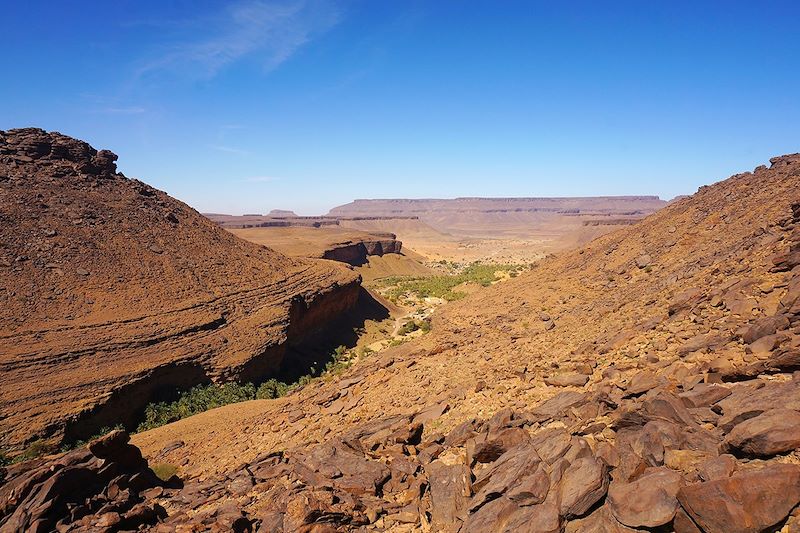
[135,346,359,432]
[150,462,179,482]
[0,451,10,466]
[256,379,289,400]
[62,425,124,452]
[323,345,350,375]
[137,382,257,432]
[419,318,432,333]
[18,440,56,462]
[378,263,522,302]
[397,320,420,336]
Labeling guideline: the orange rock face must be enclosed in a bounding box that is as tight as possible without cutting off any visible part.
[122,152,800,531]
[0,128,360,448]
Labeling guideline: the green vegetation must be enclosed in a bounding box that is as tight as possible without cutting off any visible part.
[16,440,56,463]
[137,345,356,432]
[378,262,523,303]
[4,343,370,462]
[397,319,420,336]
[138,382,258,431]
[397,318,432,336]
[61,425,124,453]
[256,378,290,400]
[323,345,351,376]
[150,462,179,482]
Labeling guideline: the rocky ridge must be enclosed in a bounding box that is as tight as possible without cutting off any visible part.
[123,153,800,531]
[0,128,361,450]
[3,149,800,532]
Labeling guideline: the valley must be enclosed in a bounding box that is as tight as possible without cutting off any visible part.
[4,4,799,532]
[2,130,800,533]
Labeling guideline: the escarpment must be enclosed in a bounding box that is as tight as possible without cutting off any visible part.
[0,128,361,449]
[321,234,402,265]
[126,154,800,531]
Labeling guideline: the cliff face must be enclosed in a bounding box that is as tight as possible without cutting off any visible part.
[321,236,402,265]
[328,196,667,216]
[228,226,403,266]
[123,154,800,532]
[328,196,668,247]
[0,128,361,448]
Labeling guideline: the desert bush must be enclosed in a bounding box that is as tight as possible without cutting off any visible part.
[61,425,124,453]
[0,450,10,466]
[380,263,521,302]
[135,346,358,432]
[137,382,257,431]
[18,440,56,462]
[256,379,290,400]
[150,462,179,482]
[397,320,420,336]
[398,318,432,335]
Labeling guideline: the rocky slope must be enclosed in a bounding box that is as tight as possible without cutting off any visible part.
[3,152,800,532]
[126,154,800,531]
[0,128,361,450]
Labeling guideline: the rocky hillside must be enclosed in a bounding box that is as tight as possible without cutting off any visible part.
[0,128,360,449]
[3,152,800,532]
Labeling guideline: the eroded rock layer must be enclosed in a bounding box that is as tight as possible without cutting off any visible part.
[125,154,800,531]
[0,128,360,449]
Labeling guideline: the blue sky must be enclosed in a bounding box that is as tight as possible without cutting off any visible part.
[2,1,799,214]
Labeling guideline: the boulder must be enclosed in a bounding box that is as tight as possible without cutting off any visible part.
[427,461,471,531]
[677,463,800,533]
[624,370,661,397]
[0,431,164,532]
[607,467,683,528]
[470,444,543,511]
[678,383,732,408]
[558,457,609,518]
[739,315,790,343]
[531,392,588,422]
[722,408,800,457]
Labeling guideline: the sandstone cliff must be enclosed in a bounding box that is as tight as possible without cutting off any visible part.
[0,128,361,449]
[121,154,800,531]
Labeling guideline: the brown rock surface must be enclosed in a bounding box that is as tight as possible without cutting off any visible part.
[0,128,361,449]
[607,467,683,528]
[722,408,800,457]
[7,141,800,531]
[677,464,800,533]
[126,153,800,531]
[0,430,166,532]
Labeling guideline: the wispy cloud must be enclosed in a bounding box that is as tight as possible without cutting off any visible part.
[135,0,341,80]
[209,144,251,155]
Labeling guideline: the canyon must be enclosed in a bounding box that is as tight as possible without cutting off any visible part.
[0,128,362,450]
[2,130,800,533]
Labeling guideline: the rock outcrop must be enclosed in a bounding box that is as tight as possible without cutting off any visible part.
[0,430,167,532]
[128,153,800,531]
[225,225,404,266]
[0,128,361,450]
[321,234,402,266]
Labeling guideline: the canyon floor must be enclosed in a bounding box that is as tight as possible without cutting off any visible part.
[2,130,800,533]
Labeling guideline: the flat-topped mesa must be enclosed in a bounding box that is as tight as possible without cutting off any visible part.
[0,128,361,449]
[328,196,667,216]
[123,153,800,532]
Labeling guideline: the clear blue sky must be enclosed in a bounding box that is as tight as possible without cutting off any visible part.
[2,1,799,214]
